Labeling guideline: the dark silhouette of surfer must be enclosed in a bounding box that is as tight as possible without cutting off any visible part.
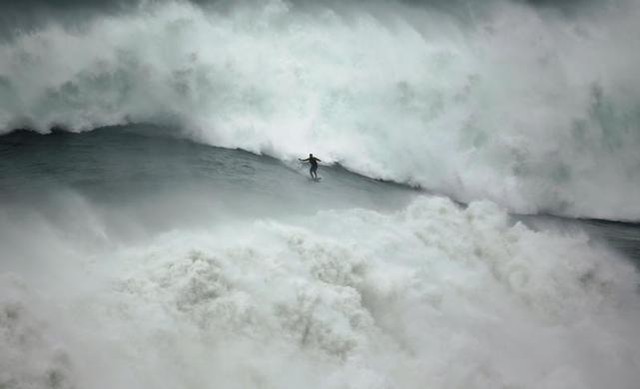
[299,153,321,179]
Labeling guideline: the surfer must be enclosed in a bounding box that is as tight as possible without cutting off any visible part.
[299,153,321,179]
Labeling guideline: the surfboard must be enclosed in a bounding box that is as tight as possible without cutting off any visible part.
[310,176,322,182]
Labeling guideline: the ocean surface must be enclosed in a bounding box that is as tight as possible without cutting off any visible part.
[1,1,640,388]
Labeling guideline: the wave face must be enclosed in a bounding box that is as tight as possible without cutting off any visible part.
[0,0,639,219]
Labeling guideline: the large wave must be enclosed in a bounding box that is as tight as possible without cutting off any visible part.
[0,0,639,220]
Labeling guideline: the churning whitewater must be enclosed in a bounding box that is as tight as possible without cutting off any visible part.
[1,0,640,388]
[2,189,640,389]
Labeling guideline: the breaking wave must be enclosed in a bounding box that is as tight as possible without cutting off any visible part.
[0,0,639,219]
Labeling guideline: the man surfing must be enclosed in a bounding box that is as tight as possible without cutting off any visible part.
[299,153,322,179]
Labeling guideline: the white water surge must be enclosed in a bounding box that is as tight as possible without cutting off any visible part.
[1,196,639,388]
[0,0,639,219]
[2,1,640,387]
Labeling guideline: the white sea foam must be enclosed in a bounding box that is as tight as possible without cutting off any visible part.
[1,196,638,388]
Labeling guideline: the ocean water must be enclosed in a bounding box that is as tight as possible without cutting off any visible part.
[1,1,640,388]
[1,125,639,389]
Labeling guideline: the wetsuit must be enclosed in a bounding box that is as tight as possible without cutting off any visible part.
[300,156,321,178]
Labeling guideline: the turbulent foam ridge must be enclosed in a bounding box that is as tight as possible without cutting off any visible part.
[2,196,639,388]
[1,0,640,219]
[0,275,77,389]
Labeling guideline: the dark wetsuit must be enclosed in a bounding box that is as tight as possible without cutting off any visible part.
[300,156,321,178]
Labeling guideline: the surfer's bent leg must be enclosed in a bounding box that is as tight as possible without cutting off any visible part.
[311,166,317,179]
